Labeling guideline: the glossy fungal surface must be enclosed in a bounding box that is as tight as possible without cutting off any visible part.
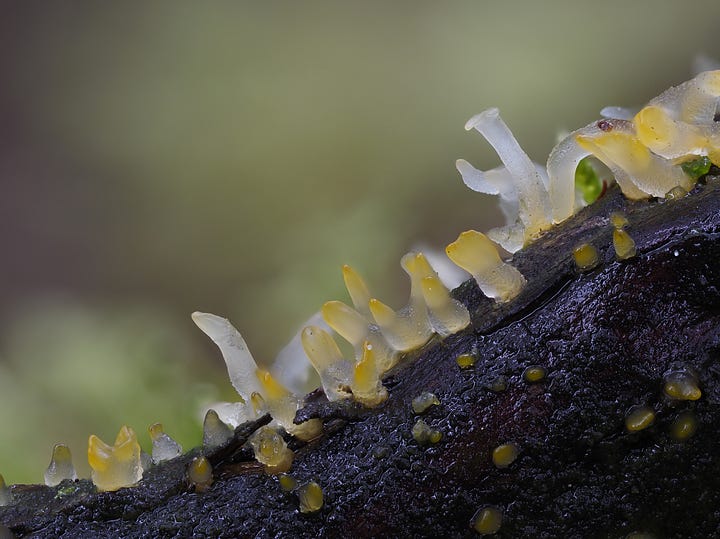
[44,444,77,487]
[87,425,142,492]
[187,456,213,492]
[148,423,183,464]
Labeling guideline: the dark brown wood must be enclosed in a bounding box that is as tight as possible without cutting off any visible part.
[2,178,719,538]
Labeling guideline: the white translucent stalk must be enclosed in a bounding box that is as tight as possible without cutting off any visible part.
[149,424,183,464]
[300,326,353,401]
[44,443,77,487]
[272,311,327,393]
[420,275,470,336]
[0,474,12,506]
[413,244,470,290]
[446,230,526,303]
[369,298,432,352]
[464,108,551,241]
[192,312,263,405]
[547,130,594,223]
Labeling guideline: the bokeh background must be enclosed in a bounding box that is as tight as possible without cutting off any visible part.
[1,1,719,483]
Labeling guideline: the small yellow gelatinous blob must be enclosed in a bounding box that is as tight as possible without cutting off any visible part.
[249,426,294,474]
[446,230,526,303]
[188,456,213,492]
[297,481,324,513]
[352,341,388,407]
[523,365,547,383]
[625,405,655,432]
[471,505,503,535]
[342,264,372,315]
[664,371,702,401]
[456,353,477,369]
[573,243,599,271]
[613,229,637,260]
[0,474,12,506]
[670,411,697,441]
[44,443,77,487]
[665,185,688,200]
[412,419,442,445]
[87,425,143,492]
[492,443,519,469]
[411,392,440,414]
[610,212,629,230]
[203,409,234,450]
[148,423,183,464]
[279,473,298,492]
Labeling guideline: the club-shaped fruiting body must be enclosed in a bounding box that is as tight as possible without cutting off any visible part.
[148,423,183,464]
[445,230,526,302]
[0,474,11,507]
[87,425,142,492]
[202,409,234,450]
[187,456,213,492]
[44,443,77,487]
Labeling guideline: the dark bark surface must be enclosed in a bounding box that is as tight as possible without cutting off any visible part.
[1,179,719,538]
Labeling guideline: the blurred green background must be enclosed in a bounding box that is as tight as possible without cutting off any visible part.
[0,1,719,483]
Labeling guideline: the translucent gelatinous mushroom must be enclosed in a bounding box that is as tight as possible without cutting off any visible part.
[351,341,388,407]
[445,230,526,302]
[44,443,77,487]
[0,474,11,506]
[148,423,183,464]
[297,481,324,513]
[300,325,353,401]
[187,456,213,492]
[202,409,234,450]
[249,426,294,474]
[87,425,142,492]
[461,108,552,251]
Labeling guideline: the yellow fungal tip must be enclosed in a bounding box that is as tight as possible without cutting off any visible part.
[625,405,655,432]
[670,411,697,441]
[87,425,142,492]
[342,264,372,312]
[573,243,599,271]
[249,426,294,474]
[411,392,440,414]
[523,365,547,383]
[613,229,637,260]
[492,443,519,469]
[188,456,213,492]
[471,506,503,535]
[255,369,290,401]
[148,423,164,441]
[609,212,629,230]
[663,371,701,401]
[412,419,442,445]
[279,473,298,492]
[456,353,477,369]
[297,481,324,513]
[352,341,388,407]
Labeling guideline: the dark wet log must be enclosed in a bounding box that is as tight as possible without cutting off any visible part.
[1,179,719,538]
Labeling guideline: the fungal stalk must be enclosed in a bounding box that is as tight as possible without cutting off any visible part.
[44,444,77,487]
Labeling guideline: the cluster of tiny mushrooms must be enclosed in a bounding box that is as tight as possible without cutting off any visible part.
[1,69,717,530]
